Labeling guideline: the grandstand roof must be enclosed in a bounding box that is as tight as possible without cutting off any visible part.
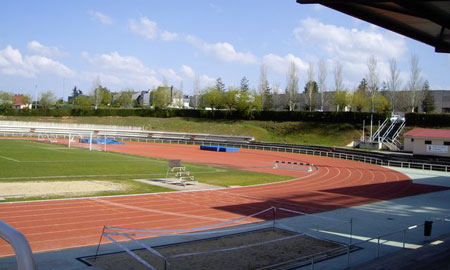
[297,0,450,53]
[404,128,450,139]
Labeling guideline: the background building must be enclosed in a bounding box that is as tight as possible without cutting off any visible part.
[404,128,450,157]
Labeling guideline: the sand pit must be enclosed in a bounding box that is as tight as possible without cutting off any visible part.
[83,229,346,270]
[0,181,125,199]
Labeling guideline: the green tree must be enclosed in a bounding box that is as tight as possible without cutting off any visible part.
[240,76,250,92]
[151,86,171,109]
[351,79,369,112]
[215,77,225,92]
[99,86,113,106]
[39,91,56,109]
[251,92,263,113]
[223,89,238,110]
[304,80,318,111]
[331,90,350,111]
[202,87,223,110]
[236,88,251,113]
[262,85,273,111]
[117,90,134,108]
[74,95,92,108]
[285,62,299,111]
[0,91,13,109]
[422,80,435,113]
[373,92,391,113]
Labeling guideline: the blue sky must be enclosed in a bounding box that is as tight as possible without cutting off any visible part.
[1,0,449,100]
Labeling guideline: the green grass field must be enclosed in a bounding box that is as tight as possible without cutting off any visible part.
[0,139,290,201]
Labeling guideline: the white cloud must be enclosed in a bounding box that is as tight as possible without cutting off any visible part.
[159,68,182,83]
[293,18,407,87]
[181,65,195,77]
[128,17,258,65]
[0,45,74,78]
[128,17,158,40]
[262,53,308,75]
[83,51,160,88]
[27,55,73,77]
[185,35,258,65]
[27,41,68,58]
[88,10,113,25]
[294,18,406,60]
[161,31,178,41]
[199,75,215,88]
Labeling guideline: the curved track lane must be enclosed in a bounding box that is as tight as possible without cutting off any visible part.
[0,141,447,257]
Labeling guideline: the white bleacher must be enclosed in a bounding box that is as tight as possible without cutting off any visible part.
[0,120,254,143]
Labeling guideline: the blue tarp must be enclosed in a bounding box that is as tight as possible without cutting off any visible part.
[200,145,239,152]
[79,138,125,145]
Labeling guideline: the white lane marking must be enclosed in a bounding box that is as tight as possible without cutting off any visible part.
[91,198,228,222]
[0,155,20,162]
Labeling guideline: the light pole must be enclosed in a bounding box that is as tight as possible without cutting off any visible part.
[35,84,38,109]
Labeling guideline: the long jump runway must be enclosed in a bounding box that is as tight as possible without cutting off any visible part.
[0,142,447,257]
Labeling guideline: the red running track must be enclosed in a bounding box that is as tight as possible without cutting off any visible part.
[0,141,447,257]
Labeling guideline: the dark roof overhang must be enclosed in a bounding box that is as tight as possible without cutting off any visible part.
[297,0,450,53]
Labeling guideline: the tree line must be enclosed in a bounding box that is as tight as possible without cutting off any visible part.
[0,54,436,114]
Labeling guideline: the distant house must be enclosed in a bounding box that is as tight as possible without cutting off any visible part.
[13,95,32,110]
[133,91,151,107]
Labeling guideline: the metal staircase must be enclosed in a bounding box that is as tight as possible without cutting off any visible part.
[371,117,406,151]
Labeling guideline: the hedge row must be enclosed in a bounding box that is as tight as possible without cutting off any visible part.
[405,113,450,127]
[0,108,391,123]
[2,108,448,127]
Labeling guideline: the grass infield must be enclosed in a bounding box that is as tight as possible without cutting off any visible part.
[0,139,290,201]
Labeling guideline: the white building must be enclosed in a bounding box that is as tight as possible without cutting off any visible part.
[404,128,450,157]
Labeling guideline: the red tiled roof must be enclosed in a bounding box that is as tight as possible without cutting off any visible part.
[404,128,450,139]
[13,95,24,106]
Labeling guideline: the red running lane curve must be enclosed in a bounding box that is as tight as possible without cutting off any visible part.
[0,141,447,257]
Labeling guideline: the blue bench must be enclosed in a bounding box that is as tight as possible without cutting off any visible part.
[200,145,239,152]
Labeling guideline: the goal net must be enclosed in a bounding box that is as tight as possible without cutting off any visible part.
[67,133,124,152]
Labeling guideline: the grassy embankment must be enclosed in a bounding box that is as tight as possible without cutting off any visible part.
[0,116,363,146]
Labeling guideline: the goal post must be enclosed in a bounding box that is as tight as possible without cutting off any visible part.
[68,133,124,152]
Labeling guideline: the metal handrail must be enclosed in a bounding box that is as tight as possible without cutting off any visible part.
[372,118,388,140]
[0,221,36,270]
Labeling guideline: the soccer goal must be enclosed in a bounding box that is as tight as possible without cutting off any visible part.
[67,132,124,151]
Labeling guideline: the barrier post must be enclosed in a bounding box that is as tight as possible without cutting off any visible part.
[349,218,353,244]
[94,226,106,261]
[376,237,380,257]
[402,229,406,249]
[272,207,277,231]
[346,246,350,267]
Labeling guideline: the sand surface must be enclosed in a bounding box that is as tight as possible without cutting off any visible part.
[0,181,125,198]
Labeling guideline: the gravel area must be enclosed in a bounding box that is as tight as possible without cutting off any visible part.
[0,181,125,198]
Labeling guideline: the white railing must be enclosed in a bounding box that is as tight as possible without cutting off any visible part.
[0,120,143,131]
[0,221,36,270]
[0,124,254,143]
